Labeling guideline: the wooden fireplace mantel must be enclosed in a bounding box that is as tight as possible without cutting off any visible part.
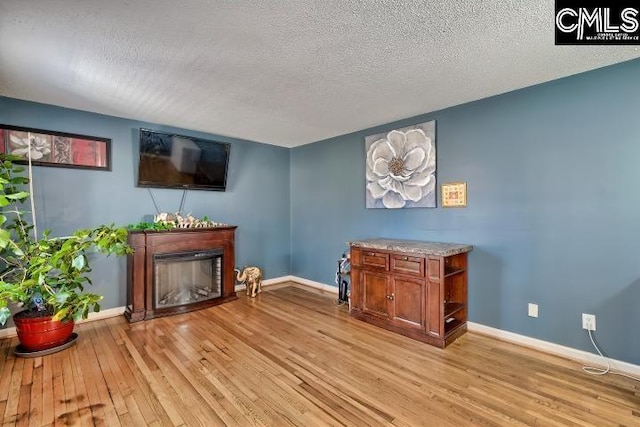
[125,226,238,322]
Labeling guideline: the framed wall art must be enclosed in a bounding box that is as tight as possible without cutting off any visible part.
[365,120,436,209]
[0,124,111,171]
[441,182,467,208]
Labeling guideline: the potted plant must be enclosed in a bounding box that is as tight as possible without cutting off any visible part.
[0,152,131,353]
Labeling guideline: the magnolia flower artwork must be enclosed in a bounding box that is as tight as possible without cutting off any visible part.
[365,120,436,208]
[9,132,52,160]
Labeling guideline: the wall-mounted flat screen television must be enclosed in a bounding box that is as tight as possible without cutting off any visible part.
[137,128,230,191]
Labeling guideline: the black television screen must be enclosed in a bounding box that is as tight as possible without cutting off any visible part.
[137,129,230,191]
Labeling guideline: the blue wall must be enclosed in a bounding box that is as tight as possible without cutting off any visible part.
[290,58,640,365]
[0,97,291,312]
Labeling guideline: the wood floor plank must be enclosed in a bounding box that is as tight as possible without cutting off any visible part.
[159,324,266,426]
[27,357,43,427]
[170,316,341,426]
[143,339,227,426]
[84,322,127,418]
[114,323,185,426]
[15,384,29,427]
[3,354,24,426]
[0,337,16,425]
[73,323,120,427]
[50,352,66,427]
[67,341,94,427]
[40,356,54,426]
[1,283,639,426]
[100,319,174,426]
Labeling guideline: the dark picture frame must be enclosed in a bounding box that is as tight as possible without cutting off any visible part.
[0,124,111,171]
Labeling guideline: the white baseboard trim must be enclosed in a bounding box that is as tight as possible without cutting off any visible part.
[82,306,126,323]
[288,275,339,294]
[0,306,126,339]
[234,275,340,294]
[468,322,640,377]
[234,275,297,292]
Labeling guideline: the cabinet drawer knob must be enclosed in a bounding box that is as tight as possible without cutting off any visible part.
[387,294,395,300]
[403,256,408,261]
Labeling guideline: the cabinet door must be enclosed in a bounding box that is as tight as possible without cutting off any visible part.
[389,276,425,330]
[361,270,390,319]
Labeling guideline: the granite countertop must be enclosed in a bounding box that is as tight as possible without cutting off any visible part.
[348,238,473,257]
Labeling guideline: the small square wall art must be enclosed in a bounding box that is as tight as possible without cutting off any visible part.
[365,120,436,209]
[441,182,467,207]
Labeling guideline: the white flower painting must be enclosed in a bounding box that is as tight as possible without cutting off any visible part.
[365,120,436,208]
[9,133,52,160]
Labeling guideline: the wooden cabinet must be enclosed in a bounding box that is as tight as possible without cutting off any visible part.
[349,239,471,348]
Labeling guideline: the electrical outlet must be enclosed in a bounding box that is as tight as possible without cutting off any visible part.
[528,303,538,318]
[582,313,596,331]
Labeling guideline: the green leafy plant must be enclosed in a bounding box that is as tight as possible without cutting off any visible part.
[0,153,132,325]
[126,221,175,232]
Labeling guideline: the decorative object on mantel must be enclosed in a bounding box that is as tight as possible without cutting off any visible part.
[153,212,227,229]
[365,120,436,209]
[441,182,467,208]
[0,124,111,171]
[127,212,228,231]
[234,266,263,298]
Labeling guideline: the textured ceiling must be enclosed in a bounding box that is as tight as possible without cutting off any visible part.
[1,1,639,147]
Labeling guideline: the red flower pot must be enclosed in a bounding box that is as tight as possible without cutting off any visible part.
[13,312,75,352]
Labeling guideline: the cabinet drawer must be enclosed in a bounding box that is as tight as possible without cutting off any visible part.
[362,251,389,270]
[391,254,425,277]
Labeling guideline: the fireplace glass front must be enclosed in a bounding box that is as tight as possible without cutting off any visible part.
[153,249,223,309]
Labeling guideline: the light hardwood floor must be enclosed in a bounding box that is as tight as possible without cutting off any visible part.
[1,283,638,426]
